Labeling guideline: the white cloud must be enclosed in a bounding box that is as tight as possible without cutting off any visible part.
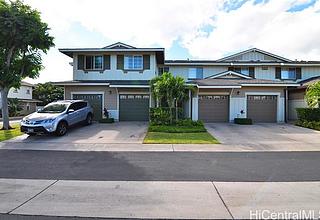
[184,0,320,60]
[23,0,320,83]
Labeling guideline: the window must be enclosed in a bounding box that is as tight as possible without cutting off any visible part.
[158,66,169,75]
[124,55,143,70]
[26,89,30,94]
[85,55,103,70]
[281,68,296,79]
[234,67,249,76]
[188,67,203,79]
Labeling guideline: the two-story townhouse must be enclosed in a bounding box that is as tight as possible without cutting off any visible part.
[56,42,164,121]
[55,43,320,123]
[0,81,40,116]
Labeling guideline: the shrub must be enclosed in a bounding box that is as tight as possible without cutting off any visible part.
[99,118,114,123]
[295,120,320,131]
[150,107,184,125]
[296,108,320,121]
[234,118,253,125]
[175,119,204,127]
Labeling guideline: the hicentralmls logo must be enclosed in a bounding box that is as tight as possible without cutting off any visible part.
[250,209,318,220]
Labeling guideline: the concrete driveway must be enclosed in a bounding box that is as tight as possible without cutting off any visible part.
[206,123,320,150]
[6,122,148,144]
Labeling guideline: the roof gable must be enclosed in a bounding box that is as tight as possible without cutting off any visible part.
[217,48,292,62]
[103,42,136,49]
[207,71,252,79]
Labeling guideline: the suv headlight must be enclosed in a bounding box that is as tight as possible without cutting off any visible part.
[43,118,55,123]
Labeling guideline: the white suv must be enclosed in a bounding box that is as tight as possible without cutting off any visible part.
[20,100,94,136]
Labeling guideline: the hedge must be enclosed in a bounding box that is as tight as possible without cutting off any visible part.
[296,108,320,121]
[234,118,253,125]
[295,120,320,131]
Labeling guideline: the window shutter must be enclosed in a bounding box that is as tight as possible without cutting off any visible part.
[77,55,84,70]
[275,67,281,79]
[103,55,110,70]
[296,67,302,80]
[117,55,124,70]
[143,55,150,70]
[228,66,234,71]
[249,67,255,78]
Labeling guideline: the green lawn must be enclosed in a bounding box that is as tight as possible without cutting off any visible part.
[0,124,23,142]
[144,124,219,144]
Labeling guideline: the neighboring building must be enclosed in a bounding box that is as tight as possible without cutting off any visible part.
[0,81,39,116]
[55,42,320,122]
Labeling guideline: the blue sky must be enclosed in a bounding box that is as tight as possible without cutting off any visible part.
[24,0,320,83]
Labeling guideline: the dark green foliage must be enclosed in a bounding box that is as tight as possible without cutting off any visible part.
[150,107,183,125]
[295,120,320,131]
[0,0,54,129]
[33,82,64,105]
[234,118,253,125]
[99,118,114,123]
[8,98,22,117]
[296,108,320,121]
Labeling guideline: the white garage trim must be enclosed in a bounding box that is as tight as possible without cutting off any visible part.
[71,91,105,118]
[244,92,284,122]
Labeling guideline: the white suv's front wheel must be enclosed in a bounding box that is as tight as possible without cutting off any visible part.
[55,121,68,136]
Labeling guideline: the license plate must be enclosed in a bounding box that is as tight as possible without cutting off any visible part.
[27,128,34,133]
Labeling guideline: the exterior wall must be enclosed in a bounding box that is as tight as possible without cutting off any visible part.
[64,85,118,119]
[8,85,33,100]
[74,52,157,81]
[301,67,320,80]
[254,66,275,80]
[223,52,281,62]
[19,102,37,116]
[288,88,307,120]
[168,66,228,80]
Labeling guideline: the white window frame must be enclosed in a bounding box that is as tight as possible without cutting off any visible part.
[124,55,143,70]
[85,55,103,70]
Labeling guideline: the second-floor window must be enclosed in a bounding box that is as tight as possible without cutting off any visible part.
[189,67,203,79]
[26,89,30,94]
[281,68,296,79]
[234,67,249,76]
[85,55,103,70]
[124,55,143,70]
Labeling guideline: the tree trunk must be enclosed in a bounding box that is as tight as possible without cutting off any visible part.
[1,87,11,130]
[175,99,178,122]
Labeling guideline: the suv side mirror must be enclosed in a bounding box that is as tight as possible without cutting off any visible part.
[68,109,75,114]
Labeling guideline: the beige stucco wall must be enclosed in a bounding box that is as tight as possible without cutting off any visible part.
[231,87,285,97]
[64,86,117,110]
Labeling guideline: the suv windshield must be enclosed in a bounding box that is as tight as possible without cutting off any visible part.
[38,103,68,113]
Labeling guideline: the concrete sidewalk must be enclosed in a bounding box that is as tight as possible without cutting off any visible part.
[1,178,320,219]
[1,141,320,152]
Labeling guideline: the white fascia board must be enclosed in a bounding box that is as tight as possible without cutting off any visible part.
[241,83,299,87]
[54,83,110,86]
[197,85,242,89]
[209,71,252,79]
[164,62,320,67]
[109,85,150,88]
[60,48,164,53]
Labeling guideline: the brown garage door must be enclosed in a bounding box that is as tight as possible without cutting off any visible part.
[247,95,277,123]
[199,95,229,122]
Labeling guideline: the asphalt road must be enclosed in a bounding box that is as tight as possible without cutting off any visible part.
[0,149,319,182]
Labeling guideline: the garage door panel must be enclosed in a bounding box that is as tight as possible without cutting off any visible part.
[199,95,229,122]
[247,95,277,123]
[72,94,103,120]
[119,94,149,121]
